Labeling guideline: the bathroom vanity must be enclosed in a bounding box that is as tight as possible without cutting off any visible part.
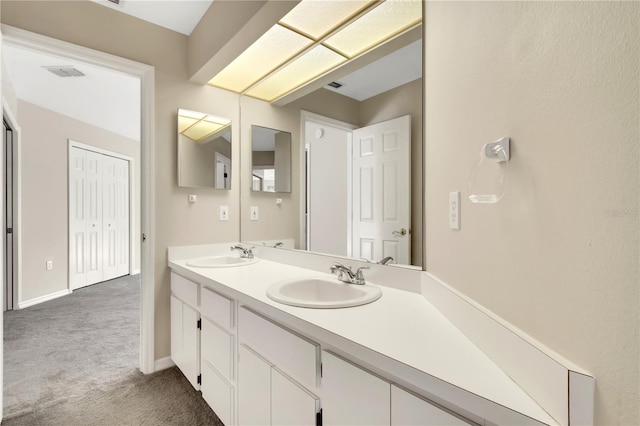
[166,244,574,426]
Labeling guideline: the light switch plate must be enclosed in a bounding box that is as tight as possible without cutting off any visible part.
[46,260,53,270]
[250,206,259,221]
[188,194,197,203]
[219,205,229,221]
[449,191,460,230]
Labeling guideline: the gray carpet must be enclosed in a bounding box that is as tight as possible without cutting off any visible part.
[3,275,222,425]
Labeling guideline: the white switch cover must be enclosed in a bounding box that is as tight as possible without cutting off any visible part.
[188,194,197,203]
[250,206,259,221]
[219,205,229,221]
[276,198,282,205]
[449,191,460,230]
[46,260,53,270]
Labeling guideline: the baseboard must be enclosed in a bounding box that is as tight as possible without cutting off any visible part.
[18,289,71,309]
[154,356,175,372]
[421,272,594,425]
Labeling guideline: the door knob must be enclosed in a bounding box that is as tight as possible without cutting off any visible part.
[392,228,407,236]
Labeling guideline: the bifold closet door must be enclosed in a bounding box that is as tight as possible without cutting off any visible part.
[69,147,129,290]
[102,155,129,281]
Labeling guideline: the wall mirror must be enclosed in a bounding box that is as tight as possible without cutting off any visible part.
[177,108,232,189]
[240,17,423,270]
[251,125,292,193]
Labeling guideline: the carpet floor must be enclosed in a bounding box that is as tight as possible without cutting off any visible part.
[3,275,221,425]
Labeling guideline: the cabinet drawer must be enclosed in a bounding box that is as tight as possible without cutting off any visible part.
[201,360,234,426]
[171,273,198,307]
[201,286,234,330]
[239,307,320,390]
[201,317,234,380]
[391,385,472,425]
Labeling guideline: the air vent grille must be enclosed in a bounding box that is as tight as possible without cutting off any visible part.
[44,66,85,78]
[107,0,120,4]
[327,81,343,89]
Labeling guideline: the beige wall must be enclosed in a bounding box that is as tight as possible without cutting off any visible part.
[361,79,423,266]
[17,100,141,302]
[1,61,18,117]
[424,2,639,424]
[1,1,241,360]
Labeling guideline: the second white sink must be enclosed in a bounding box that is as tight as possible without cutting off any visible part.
[266,277,382,308]
[186,255,258,268]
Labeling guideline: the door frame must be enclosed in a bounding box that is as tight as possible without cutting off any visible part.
[68,140,135,290]
[1,25,156,375]
[2,104,20,311]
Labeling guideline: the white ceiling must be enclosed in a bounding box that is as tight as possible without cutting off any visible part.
[323,39,422,101]
[89,0,213,36]
[3,45,141,141]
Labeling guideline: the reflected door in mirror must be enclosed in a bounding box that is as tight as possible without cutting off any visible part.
[251,125,292,193]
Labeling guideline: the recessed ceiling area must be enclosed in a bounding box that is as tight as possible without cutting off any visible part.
[3,45,141,141]
[89,0,213,35]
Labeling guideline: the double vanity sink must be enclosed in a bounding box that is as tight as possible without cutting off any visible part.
[185,254,383,309]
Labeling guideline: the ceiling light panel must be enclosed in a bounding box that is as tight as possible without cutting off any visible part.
[178,116,199,133]
[208,25,313,93]
[182,121,227,142]
[324,0,422,58]
[245,45,346,102]
[179,109,207,120]
[279,0,376,40]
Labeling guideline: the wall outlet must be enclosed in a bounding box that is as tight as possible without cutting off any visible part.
[188,194,197,203]
[250,206,259,221]
[449,191,461,230]
[220,205,229,221]
[46,260,53,271]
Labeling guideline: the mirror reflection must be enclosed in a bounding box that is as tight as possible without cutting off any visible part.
[251,125,292,193]
[241,32,423,269]
[177,108,232,189]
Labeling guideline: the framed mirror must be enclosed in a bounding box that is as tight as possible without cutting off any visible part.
[240,15,423,269]
[177,108,232,189]
[251,125,292,193]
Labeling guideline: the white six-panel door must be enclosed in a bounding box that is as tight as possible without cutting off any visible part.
[69,146,129,289]
[352,115,411,264]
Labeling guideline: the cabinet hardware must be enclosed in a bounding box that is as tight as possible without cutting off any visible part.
[197,319,201,330]
[316,409,322,426]
[197,374,201,385]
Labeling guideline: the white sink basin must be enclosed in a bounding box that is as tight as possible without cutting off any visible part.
[186,255,258,268]
[266,277,382,308]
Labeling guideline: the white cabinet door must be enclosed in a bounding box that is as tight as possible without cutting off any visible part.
[201,317,234,380]
[322,351,390,426]
[201,360,234,426]
[171,295,200,390]
[272,368,319,426]
[391,385,470,426]
[238,345,271,426]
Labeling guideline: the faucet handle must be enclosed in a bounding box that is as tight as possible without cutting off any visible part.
[354,266,369,284]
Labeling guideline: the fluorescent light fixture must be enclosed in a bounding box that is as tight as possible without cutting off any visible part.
[279,0,376,40]
[246,45,346,102]
[324,0,422,58]
[178,110,231,143]
[207,0,422,103]
[208,25,313,93]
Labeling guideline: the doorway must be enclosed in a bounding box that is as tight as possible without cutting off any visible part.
[2,117,16,312]
[1,25,156,383]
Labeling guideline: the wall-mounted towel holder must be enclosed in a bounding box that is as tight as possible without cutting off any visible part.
[468,137,510,204]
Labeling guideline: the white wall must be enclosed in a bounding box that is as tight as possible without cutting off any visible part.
[424,2,639,424]
[18,100,141,302]
[306,120,349,256]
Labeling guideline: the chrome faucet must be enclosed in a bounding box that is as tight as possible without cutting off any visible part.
[330,262,369,285]
[230,245,254,259]
[273,242,284,248]
[377,256,394,265]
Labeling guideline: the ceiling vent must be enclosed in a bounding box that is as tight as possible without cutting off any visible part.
[44,66,85,77]
[327,81,343,89]
[106,0,121,4]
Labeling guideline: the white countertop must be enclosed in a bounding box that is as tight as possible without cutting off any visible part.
[168,256,556,425]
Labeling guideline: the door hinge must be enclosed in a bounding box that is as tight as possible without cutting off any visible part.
[142,233,147,242]
[197,319,201,329]
[316,409,323,426]
[197,374,201,385]
[6,228,12,234]
[320,363,323,378]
